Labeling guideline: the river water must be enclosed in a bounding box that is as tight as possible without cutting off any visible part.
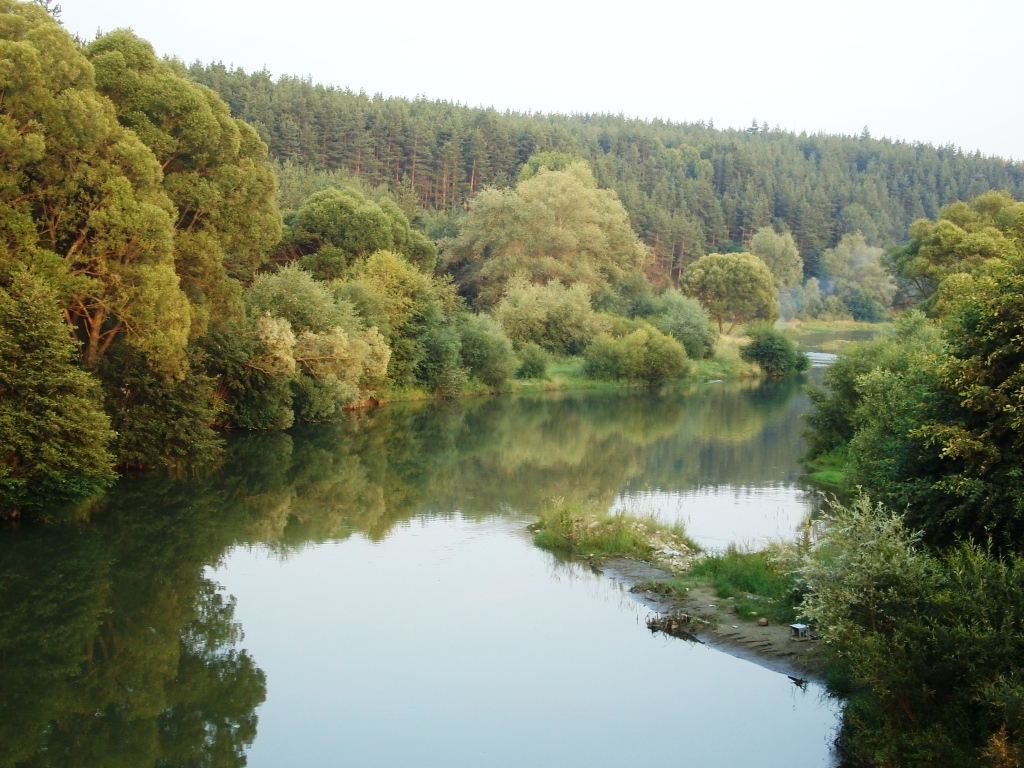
[0,339,853,768]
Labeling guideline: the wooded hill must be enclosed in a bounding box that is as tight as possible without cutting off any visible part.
[189,63,1024,280]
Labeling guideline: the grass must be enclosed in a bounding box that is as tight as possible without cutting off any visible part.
[636,545,802,624]
[689,338,759,380]
[805,445,849,489]
[784,319,893,334]
[530,501,699,562]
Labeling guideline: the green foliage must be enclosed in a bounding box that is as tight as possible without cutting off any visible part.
[531,503,693,561]
[418,324,466,398]
[682,252,779,333]
[806,275,1024,546]
[903,248,1024,545]
[778,277,851,321]
[190,62,1024,289]
[515,342,550,379]
[887,191,1024,310]
[286,186,435,272]
[802,496,1024,766]
[299,245,351,281]
[803,310,944,459]
[493,279,600,356]
[516,151,585,182]
[582,326,689,384]
[0,268,115,518]
[821,232,895,320]
[98,344,222,470]
[0,5,189,375]
[342,250,462,392]
[651,290,717,358]
[201,320,295,430]
[238,265,390,420]
[87,30,281,326]
[738,323,809,376]
[458,314,518,389]
[748,227,803,289]
[445,162,647,308]
[591,270,660,318]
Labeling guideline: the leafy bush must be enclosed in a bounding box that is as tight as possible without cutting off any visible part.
[583,327,688,384]
[652,291,717,358]
[0,270,116,517]
[417,325,465,397]
[801,496,1024,766]
[840,285,887,321]
[493,279,599,355]
[738,323,809,375]
[458,315,518,388]
[516,342,549,379]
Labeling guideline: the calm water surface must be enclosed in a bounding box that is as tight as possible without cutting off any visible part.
[1,343,859,767]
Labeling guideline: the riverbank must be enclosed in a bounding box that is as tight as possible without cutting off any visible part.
[530,504,822,680]
[602,558,821,680]
[348,335,761,409]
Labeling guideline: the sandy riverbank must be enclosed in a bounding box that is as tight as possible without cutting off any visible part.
[597,557,822,682]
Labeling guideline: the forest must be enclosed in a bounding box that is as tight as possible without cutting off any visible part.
[189,61,1024,282]
[4,1,1024,762]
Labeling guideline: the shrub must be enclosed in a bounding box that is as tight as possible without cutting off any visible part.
[583,327,688,384]
[459,315,518,388]
[516,342,550,379]
[493,279,599,355]
[653,291,717,358]
[738,323,809,375]
[417,325,465,397]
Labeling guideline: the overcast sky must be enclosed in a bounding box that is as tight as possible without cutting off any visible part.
[61,0,1023,160]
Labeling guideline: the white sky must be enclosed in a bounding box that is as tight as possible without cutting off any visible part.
[62,0,1023,160]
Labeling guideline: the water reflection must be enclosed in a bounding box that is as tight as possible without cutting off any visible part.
[1,375,829,766]
[217,516,838,768]
[0,510,265,768]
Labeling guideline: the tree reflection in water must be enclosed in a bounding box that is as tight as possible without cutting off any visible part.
[0,379,810,766]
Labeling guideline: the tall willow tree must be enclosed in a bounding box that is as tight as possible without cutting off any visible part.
[86,30,281,332]
[446,160,648,308]
[77,30,281,467]
[0,5,283,484]
[0,1,190,376]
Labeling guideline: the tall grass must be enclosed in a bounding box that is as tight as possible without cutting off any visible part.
[531,502,697,561]
[683,546,800,623]
[806,445,848,488]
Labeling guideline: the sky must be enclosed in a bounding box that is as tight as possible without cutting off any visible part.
[61,0,1024,160]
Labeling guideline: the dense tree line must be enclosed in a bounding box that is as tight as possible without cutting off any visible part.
[188,62,1024,282]
[2,0,1019,527]
[802,191,1024,765]
[0,4,713,519]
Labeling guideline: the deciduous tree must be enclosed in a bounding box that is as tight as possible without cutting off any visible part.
[682,252,778,333]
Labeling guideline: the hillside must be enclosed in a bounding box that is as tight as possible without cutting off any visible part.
[189,63,1024,279]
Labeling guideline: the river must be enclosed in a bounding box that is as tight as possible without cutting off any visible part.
[0,339,852,767]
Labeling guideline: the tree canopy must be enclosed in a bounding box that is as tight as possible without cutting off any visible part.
[682,252,778,332]
[445,160,647,308]
[748,227,802,289]
[887,190,1024,310]
[189,61,1024,285]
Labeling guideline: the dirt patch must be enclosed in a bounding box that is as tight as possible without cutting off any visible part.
[599,557,822,682]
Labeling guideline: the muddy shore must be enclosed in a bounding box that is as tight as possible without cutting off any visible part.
[597,557,822,682]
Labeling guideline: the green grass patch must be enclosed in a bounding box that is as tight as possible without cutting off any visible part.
[651,546,801,624]
[530,502,698,561]
[689,332,759,380]
[785,319,893,334]
[805,445,848,489]
[808,469,844,487]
